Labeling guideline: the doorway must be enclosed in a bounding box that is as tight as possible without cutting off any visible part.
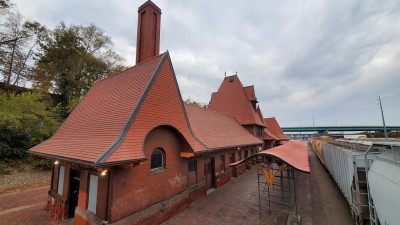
[205,157,216,191]
[68,169,80,218]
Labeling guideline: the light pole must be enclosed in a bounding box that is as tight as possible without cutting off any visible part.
[378,96,388,138]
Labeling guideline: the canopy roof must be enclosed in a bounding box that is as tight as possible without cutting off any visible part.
[230,140,310,173]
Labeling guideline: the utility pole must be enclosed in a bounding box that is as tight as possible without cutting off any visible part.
[312,115,316,137]
[378,96,388,138]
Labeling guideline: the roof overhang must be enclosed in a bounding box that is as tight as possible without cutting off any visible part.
[29,151,146,168]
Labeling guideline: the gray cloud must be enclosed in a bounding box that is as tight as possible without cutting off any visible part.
[13,0,400,126]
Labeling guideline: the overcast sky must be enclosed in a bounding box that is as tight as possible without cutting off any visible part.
[12,0,400,127]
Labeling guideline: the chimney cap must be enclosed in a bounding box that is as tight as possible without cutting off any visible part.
[138,0,162,13]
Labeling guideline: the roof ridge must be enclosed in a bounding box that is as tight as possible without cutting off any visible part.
[95,53,166,85]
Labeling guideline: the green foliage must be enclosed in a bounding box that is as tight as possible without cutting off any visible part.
[32,22,124,111]
[0,92,60,159]
[66,96,82,113]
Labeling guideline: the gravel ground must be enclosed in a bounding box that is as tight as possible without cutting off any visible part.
[0,164,51,194]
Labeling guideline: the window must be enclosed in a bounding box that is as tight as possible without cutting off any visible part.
[256,126,263,137]
[229,152,235,163]
[250,149,254,155]
[238,151,242,160]
[188,160,197,172]
[57,165,65,195]
[244,150,248,158]
[151,148,165,169]
[220,154,225,171]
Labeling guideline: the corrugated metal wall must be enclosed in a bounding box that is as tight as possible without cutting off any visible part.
[322,143,358,204]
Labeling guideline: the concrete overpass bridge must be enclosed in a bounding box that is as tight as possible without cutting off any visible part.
[282,126,400,133]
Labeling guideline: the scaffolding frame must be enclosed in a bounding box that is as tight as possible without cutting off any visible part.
[250,154,298,224]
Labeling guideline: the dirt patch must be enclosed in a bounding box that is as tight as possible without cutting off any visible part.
[0,163,51,194]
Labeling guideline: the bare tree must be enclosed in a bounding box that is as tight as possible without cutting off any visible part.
[0,3,43,89]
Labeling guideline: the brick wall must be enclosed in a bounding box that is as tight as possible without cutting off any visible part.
[52,164,59,192]
[77,170,88,210]
[235,164,247,177]
[109,126,188,222]
[136,2,161,64]
[96,173,108,220]
[216,170,231,187]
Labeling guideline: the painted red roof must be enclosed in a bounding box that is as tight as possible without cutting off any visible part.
[209,75,264,126]
[30,54,166,164]
[230,140,310,173]
[264,117,290,141]
[185,104,263,149]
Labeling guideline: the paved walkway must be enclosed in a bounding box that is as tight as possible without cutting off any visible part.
[164,146,354,225]
[0,145,354,225]
[163,169,262,225]
[295,147,354,225]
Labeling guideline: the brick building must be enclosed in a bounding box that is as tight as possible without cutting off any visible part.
[29,1,289,224]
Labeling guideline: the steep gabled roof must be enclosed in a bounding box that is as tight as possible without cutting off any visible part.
[30,54,165,163]
[185,104,262,149]
[103,53,206,163]
[29,54,167,165]
[264,117,290,141]
[30,53,208,166]
[209,75,264,126]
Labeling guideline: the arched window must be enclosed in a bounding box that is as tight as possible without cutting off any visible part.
[151,148,165,169]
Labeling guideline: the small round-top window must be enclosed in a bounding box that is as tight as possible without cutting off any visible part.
[151,148,165,169]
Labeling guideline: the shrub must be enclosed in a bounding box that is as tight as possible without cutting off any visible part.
[0,92,60,159]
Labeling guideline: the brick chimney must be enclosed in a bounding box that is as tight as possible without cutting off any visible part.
[136,0,161,64]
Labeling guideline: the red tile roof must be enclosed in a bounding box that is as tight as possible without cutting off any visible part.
[104,54,206,163]
[264,128,280,140]
[256,106,266,126]
[31,53,264,166]
[29,54,282,166]
[29,54,169,165]
[264,117,290,141]
[209,75,264,126]
[185,104,263,149]
[243,85,257,102]
[230,140,310,173]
